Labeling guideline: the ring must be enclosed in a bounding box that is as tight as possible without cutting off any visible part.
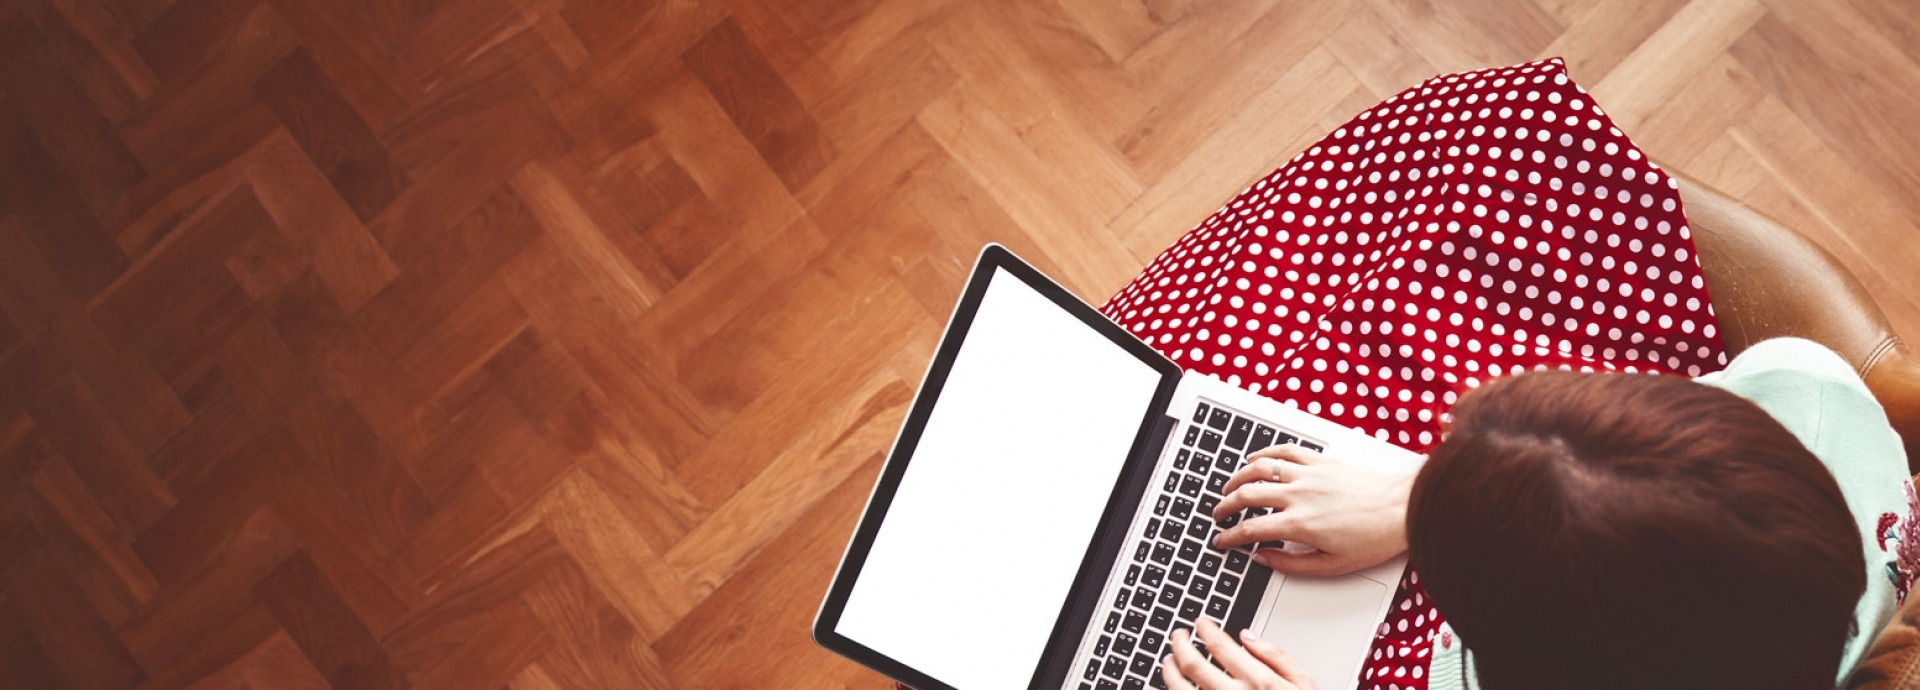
[1268,461,1281,482]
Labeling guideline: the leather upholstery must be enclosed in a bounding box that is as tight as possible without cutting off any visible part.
[1851,591,1920,689]
[1677,173,1920,471]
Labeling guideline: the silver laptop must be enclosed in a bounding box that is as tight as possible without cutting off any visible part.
[815,244,1418,690]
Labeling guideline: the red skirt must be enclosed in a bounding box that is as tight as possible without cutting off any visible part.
[1100,57,1725,689]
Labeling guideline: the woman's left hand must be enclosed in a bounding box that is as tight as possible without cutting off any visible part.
[1161,619,1317,690]
[1211,444,1414,576]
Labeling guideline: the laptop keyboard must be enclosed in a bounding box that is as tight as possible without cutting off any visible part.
[1077,401,1321,690]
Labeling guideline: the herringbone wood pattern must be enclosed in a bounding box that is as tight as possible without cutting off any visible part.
[1,0,1916,687]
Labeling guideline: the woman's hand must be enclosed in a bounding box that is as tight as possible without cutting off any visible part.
[1161,619,1317,690]
[1210,444,1414,576]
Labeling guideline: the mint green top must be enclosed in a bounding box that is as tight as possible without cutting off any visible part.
[1427,338,1912,690]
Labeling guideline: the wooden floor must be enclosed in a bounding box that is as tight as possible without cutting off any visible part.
[1,0,1917,687]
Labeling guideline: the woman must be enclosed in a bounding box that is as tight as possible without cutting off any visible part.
[1160,337,1910,689]
[1098,57,1730,684]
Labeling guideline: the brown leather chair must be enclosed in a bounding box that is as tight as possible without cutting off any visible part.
[1678,173,1920,470]
[1676,173,1920,688]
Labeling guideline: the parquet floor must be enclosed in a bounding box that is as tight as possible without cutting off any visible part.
[1,0,1917,687]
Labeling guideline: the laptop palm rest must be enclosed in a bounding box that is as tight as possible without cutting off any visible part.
[1253,574,1393,685]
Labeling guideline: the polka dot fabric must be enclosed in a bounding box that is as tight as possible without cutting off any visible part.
[1098,58,1728,689]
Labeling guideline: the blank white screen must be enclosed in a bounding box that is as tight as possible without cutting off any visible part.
[836,268,1164,690]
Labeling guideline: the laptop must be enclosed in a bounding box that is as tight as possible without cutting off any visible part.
[814,244,1419,690]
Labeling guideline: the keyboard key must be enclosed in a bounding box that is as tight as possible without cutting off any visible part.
[1226,550,1250,572]
[1083,683,1094,690]
[1169,561,1192,585]
[1186,576,1211,600]
[1199,553,1223,575]
[1131,652,1156,677]
[1123,677,1145,690]
[1219,512,1239,529]
[1150,607,1174,630]
[1193,402,1211,424]
[1095,635,1111,657]
[1205,472,1229,495]
[1217,573,1241,597]
[1143,565,1166,588]
[1158,584,1182,607]
[1159,519,1183,541]
[1301,440,1324,453]
[1097,680,1118,690]
[1149,672,1167,689]
[1115,588,1130,610]
[1274,431,1298,447]
[1086,658,1101,680]
[1207,408,1232,431]
[1207,595,1231,619]
[1180,598,1204,620]
[1251,425,1276,450]
[1126,564,1141,586]
[1164,473,1179,493]
[1143,519,1161,542]
[1189,452,1210,472]
[1174,449,1190,470]
[1178,539,1203,562]
[1124,610,1146,633]
[1132,587,1156,610]
[1199,430,1222,453]
[1107,612,1121,633]
[1116,632,1138,657]
[1186,516,1211,541]
[1179,475,1203,498]
[1103,657,1127,680]
[1142,629,1165,656]
[1171,498,1194,520]
[1214,452,1237,473]
[1151,543,1174,565]
[1226,418,1252,449]
[1183,426,1201,447]
[1153,495,1170,516]
[1197,495,1219,516]
[1134,542,1150,563]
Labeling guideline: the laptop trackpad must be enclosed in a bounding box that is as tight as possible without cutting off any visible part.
[1254,575,1390,686]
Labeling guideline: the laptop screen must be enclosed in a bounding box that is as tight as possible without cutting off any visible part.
[832,265,1168,689]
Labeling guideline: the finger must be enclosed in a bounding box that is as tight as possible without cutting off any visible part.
[1161,659,1199,690]
[1214,510,1300,550]
[1213,480,1289,522]
[1196,619,1274,684]
[1165,627,1235,689]
[1246,443,1325,466]
[1221,457,1300,497]
[1241,630,1317,689]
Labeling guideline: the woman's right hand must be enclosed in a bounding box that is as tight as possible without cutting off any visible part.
[1210,444,1414,576]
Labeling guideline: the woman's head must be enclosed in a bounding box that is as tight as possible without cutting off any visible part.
[1408,370,1864,690]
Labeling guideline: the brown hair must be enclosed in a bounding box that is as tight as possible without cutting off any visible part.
[1407,370,1864,690]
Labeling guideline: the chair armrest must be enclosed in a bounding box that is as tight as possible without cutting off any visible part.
[1848,586,1920,688]
[1865,343,1920,471]
[1675,173,1920,470]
